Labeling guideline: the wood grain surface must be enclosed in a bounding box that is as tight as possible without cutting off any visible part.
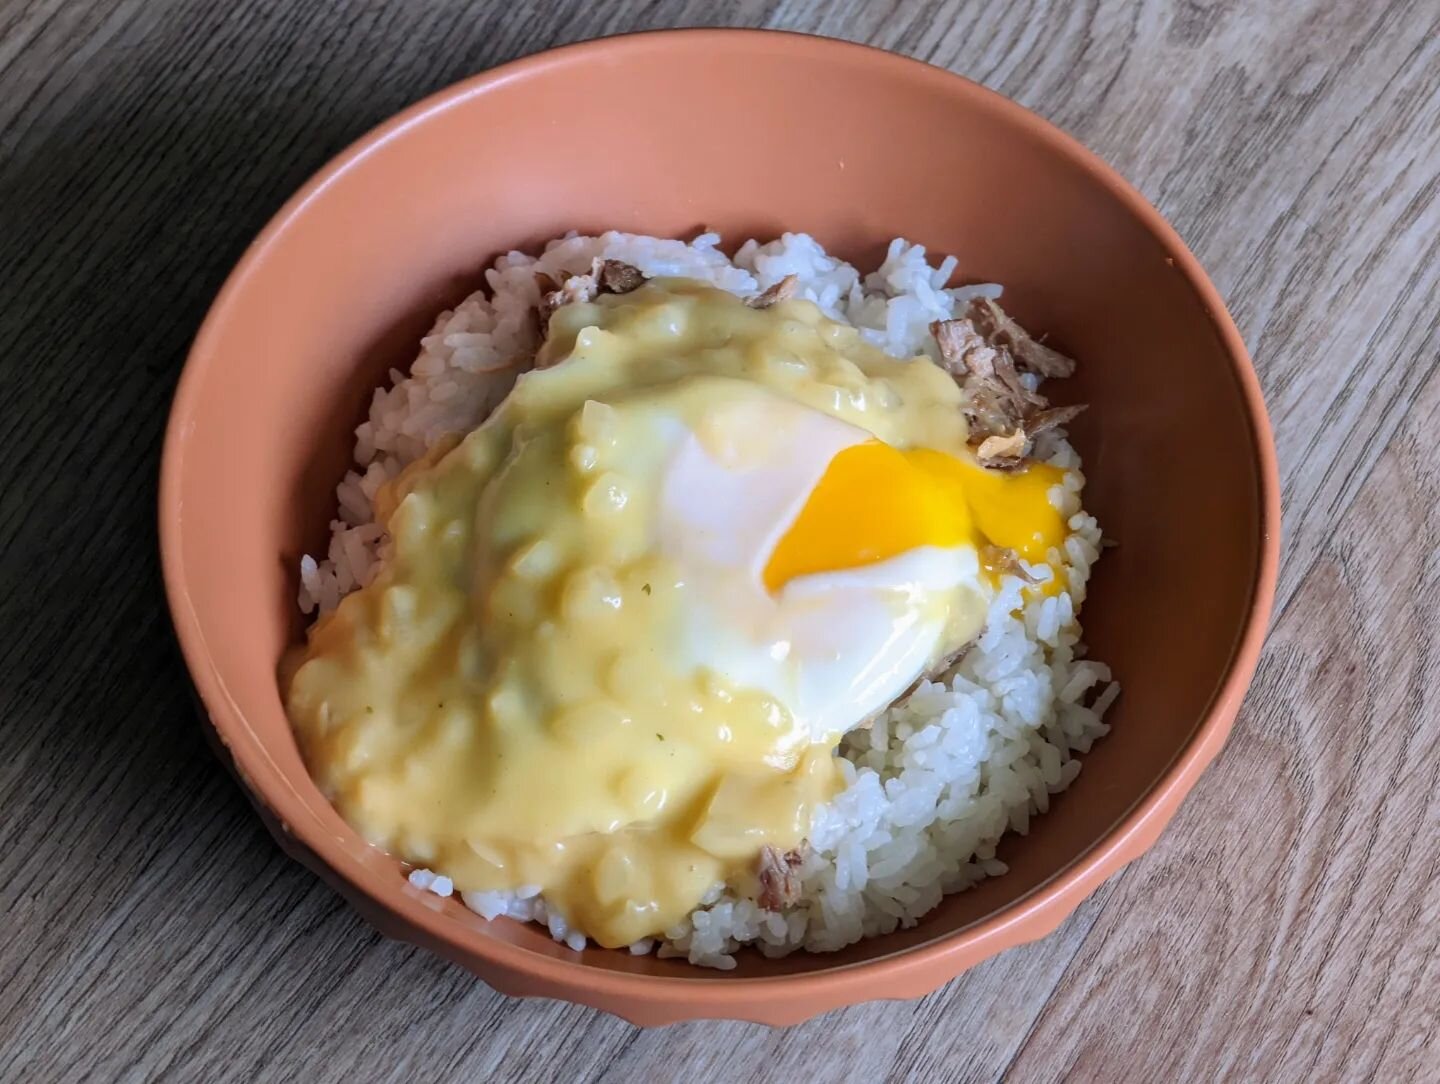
[2,0,1437,1080]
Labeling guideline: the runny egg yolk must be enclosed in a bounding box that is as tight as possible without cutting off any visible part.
[764,441,1067,592]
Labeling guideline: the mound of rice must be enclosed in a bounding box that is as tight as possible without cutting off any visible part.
[300,231,1117,968]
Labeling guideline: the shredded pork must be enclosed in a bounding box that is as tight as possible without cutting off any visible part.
[980,544,1039,584]
[598,259,646,294]
[537,258,648,331]
[756,842,809,911]
[966,297,1076,379]
[931,298,1084,468]
[748,274,799,309]
[975,429,1028,462]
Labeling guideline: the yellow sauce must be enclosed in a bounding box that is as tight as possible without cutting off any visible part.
[285,279,1071,946]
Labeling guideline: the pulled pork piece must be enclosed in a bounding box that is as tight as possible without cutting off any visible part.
[981,544,1039,584]
[537,272,596,329]
[537,259,648,332]
[598,259,645,294]
[930,317,997,378]
[975,429,1027,463]
[900,640,974,700]
[961,379,1025,444]
[991,347,1044,407]
[756,842,809,911]
[966,297,1076,378]
[855,640,978,729]
[931,305,1085,468]
[748,274,799,309]
[1026,403,1088,436]
[933,318,1041,412]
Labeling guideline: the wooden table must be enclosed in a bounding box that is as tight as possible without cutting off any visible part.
[3,1,1437,1079]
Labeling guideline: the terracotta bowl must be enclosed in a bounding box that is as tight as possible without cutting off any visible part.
[160,29,1279,1025]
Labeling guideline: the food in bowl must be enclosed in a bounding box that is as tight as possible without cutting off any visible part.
[283,231,1118,968]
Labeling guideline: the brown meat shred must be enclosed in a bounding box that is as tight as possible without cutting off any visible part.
[930,317,997,378]
[990,347,1046,412]
[748,274,799,309]
[537,259,649,335]
[966,297,1076,378]
[537,272,596,330]
[975,429,1027,462]
[962,381,1023,443]
[598,259,645,294]
[933,319,1040,428]
[900,640,974,699]
[932,303,1085,467]
[981,544,1039,584]
[756,842,809,911]
[1026,403,1088,435]
[855,640,976,729]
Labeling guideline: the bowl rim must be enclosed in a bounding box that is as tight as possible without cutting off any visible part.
[159,27,1281,1018]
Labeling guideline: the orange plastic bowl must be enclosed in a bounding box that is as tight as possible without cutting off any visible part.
[160,29,1279,1025]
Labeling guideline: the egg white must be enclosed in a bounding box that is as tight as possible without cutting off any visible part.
[650,387,989,744]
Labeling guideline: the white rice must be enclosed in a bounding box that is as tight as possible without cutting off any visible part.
[308,231,1118,967]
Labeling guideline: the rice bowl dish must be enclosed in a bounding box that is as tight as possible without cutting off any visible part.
[285,230,1118,969]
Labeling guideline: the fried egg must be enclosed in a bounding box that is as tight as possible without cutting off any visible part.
[651,380,1065,743]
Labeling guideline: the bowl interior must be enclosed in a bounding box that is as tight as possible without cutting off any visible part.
[166,33,1265,981]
